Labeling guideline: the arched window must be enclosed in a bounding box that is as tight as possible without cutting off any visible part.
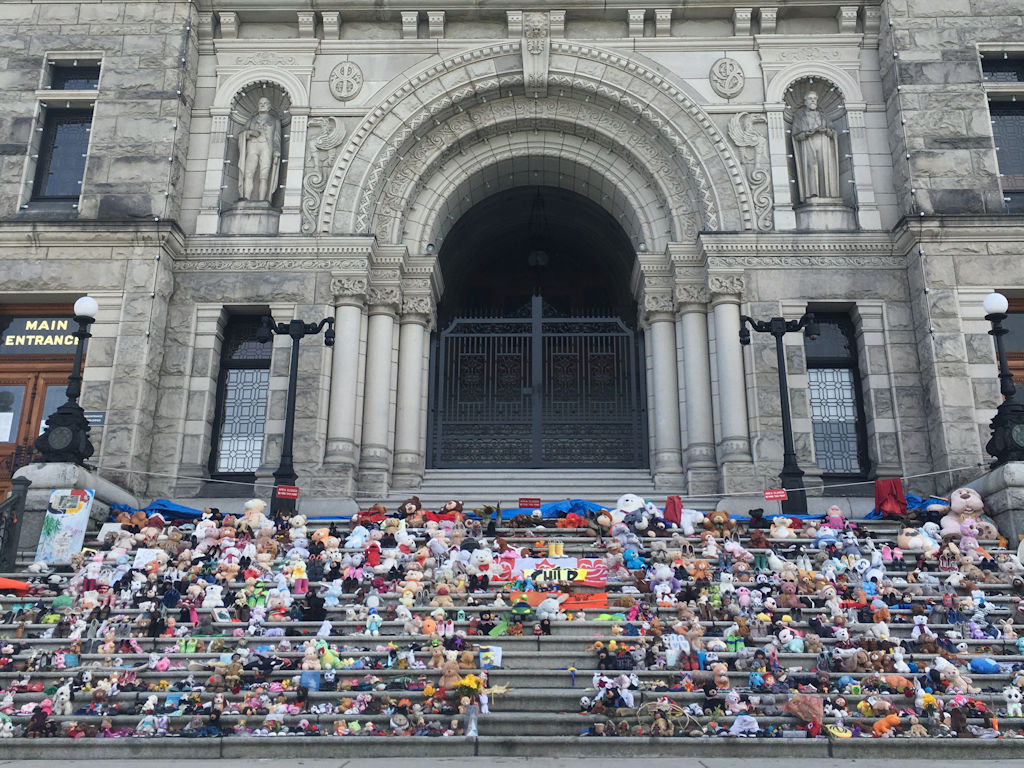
[803,314,869,476]
[209,315,271,478]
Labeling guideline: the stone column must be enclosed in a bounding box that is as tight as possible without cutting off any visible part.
[709,275,756,491]
[676,285,718,495]
[392,295,434,489]
[357,286,400,496]
[645,293,684,488]
[279,109,308,233]
[324,276,367,496]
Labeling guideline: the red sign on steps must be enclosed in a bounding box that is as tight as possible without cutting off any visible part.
[763,488,789,501]
[518,497,541,509]
[275,485,300,499]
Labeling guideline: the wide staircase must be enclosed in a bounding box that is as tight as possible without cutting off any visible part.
[0,491,1021,758]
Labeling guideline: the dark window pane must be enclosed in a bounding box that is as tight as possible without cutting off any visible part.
[223,316,272,362]
[983,58,1024,83]
[808,368,860,474]
[993,105,1024,189]
[51,65,100,90]
[33,111,91,199]
[804,314,855,363]
[1005,311,1024,352]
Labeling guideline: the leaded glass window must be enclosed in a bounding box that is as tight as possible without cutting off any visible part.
[991,103,1024,213]
[210,316,272,476]
[804,314,868,476]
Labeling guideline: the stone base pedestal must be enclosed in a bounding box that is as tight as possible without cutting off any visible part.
[219,201,281,235]
[685,467,720,497]
[795,200,856,231]
[12,463,139,556]
[653,472,685,491]
[967,461,1024,543]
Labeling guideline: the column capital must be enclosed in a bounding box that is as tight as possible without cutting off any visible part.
[367,286,401,316]
[675,283,709,311]
[401,294,435,326]
[644,292,675,324]
[330,276,367,306]
[708,273,746,304]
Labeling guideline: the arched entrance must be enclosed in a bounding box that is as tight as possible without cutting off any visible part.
[427,186,647,468]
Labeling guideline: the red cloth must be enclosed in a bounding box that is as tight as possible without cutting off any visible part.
[874,478,907,517]
[364,542,381,568]
[663,495,682,527]
[426,511,457,523]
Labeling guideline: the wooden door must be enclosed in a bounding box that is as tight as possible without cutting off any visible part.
[0,369,70,497]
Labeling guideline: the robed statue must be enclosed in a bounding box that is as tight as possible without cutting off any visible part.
[791,91,840,202]
[237,97,281,202]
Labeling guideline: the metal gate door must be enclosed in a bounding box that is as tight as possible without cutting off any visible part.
[428,295,646,467]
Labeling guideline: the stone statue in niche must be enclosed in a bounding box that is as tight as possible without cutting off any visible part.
[791,91,840,202]
[238,97,281,202]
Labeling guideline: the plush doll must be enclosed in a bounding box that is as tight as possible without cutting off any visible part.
[769,518,797,539]
[439,651,461,690]
[703,509,736,538]
[1004,685,1023,718]
[940,487,997,539]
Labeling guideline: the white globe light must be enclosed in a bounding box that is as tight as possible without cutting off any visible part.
[983,292,1009,316]
[74,295,99,318]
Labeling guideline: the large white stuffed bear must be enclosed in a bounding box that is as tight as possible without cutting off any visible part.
[940,488,998,539]
[536,593,569,621]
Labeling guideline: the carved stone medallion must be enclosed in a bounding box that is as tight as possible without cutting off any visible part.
[709,57,745,99]
[329,61,364,102]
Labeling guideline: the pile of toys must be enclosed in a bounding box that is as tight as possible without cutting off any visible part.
[0,485,1022,742]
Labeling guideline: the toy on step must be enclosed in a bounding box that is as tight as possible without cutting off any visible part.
[1004,685,1024,718]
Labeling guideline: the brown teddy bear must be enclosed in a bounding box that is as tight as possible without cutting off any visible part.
[703,509,736,538]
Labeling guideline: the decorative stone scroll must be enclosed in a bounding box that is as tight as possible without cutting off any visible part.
[727,112,773,231]
[402,295,435,317]
[644,293,675,314]
[301,117,348,234]
[367,286,401,309]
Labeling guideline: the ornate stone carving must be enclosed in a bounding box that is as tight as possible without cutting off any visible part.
[367,286,401,307]
[522,12,550,96]
[644,293,675,314]
[727,112,773,231]
[708,274,746,296]
[402,295,434,316]
[329,61,363,102]
[675,284,709,305]
[233,53,294,66]
[330,277,367,298]
[301,117,348,234]
[777,47,841,62]
[175,258,366,272]
[709,58,745,99]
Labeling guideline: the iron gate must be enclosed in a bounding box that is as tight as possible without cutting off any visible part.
[428,295,647,467]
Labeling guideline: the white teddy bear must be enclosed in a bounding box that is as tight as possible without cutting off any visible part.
[536,594,569,622]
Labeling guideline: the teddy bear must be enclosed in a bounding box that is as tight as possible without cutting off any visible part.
[940,487,998,539]
[1004,685,1023,718]
[769,517,797,539]
[702,509,736,538]
[439,651,462,690]
[201,583,224,609]
[288,514,307,542]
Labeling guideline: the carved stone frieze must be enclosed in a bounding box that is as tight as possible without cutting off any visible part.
[175,257,366,272]
[708,274,746,297]
[727,112,773,231]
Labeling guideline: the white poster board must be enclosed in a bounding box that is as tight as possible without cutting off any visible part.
[35,489,94,563]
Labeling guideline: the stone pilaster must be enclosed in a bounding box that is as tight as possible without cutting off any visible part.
[356,284,401,497]
[676,284,719,495]
[644,291,684,489]
[392,293,435,489]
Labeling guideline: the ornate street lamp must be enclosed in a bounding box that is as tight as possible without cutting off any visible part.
[35,295,98,465]
[739,312,819,515]
[257,314,335,518]
[982,292,1024,466]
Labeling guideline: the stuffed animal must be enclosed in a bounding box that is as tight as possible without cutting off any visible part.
[940,487,997,539]
[703,509,736,538]
[1003,685,1023,718]
[769,517,797,539]
[536,594,569,622]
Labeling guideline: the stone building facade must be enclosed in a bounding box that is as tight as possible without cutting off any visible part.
[1,0,1022,506]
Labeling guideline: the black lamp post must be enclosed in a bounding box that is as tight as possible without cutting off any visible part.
[739,312,819,515]
[35,295,98,465]
[257,313,335,518]
[982,292,1024,467]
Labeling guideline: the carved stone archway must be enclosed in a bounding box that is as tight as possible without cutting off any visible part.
[317,41,756,243]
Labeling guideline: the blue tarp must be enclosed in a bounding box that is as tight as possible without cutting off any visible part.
[497,498,609,519]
